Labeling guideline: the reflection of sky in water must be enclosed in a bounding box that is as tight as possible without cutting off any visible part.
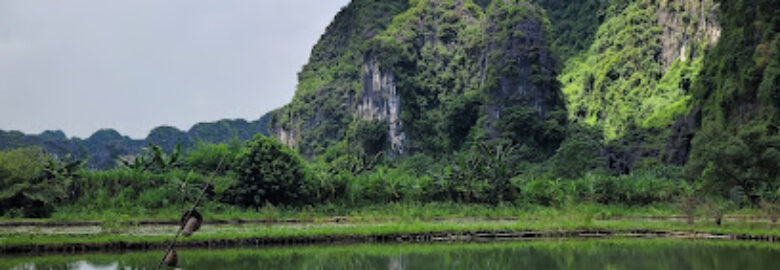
[12,261,120,270]
[16,260,177,270]
[70,261,117,270]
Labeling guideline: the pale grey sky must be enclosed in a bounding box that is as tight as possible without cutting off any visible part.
[0,0,349,139]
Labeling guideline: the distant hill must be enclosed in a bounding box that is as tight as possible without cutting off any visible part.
[0,114,270,169]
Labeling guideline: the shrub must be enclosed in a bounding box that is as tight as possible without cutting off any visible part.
[550,124,605,178]
[352,120,389,156]
[685,122,780,204]
[520,179,565,206]
[120,143,181,173]
[185,140,243,174]
[0,147,72,217]
[225,135,309,209]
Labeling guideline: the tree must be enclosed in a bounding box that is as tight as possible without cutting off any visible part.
[0,147,79,217]
[352,120,388,156]
[445,142,519,204]
[685,122,780,204]
[120,143,181,173]
[226,135,309,208]
[550,123,605,178]
[185,140,243,174]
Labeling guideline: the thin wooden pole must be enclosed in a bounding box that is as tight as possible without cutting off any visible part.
[156,157,225,269]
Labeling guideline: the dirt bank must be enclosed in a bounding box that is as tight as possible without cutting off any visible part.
[2,229,777,255]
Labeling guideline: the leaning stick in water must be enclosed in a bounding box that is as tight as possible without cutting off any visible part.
[156,157,225,269]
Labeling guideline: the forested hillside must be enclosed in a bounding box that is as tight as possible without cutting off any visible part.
[0,115,270,169]
[271,0,777,196]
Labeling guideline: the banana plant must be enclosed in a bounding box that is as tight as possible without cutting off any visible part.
[43,155,84,202]
[120,143,181,173]
[166,171,204,203]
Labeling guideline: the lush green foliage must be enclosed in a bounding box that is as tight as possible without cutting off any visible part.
[685,122,779,203]
[274,0,566,158]
[535,0,613,61]
[1,0,777,222]
[685,0,779,201]
[558,0,710,139]
[225,135,309,208]
[351,120,389,156]
[119,143,181,173]
[549,124,605,178]
[0,116,270,169]
[184,140,244,174]
[0,148,81,217]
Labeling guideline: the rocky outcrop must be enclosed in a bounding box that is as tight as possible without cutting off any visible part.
[658,0,720,70]
[275,127,299,150]
[487,3,555,114]
[481,1,566,148]
[268,0,410,157]
[272,0,566,157]
[358,56,407,154]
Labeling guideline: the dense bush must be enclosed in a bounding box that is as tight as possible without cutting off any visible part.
[0,143,747,217]
[351,120,388,156]
[70,169,231,212]
[685,122,780,204]
[119,143,181,173]
[225,135,309,208]
[517,168,689,207]
[0,147,77,217]
[550,123,605,178]
[185,140,244,174]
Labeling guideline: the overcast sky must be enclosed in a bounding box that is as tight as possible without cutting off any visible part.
[0,0,349,139]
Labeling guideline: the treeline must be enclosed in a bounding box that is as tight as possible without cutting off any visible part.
[1,133,777,221]
[0,116,270,170]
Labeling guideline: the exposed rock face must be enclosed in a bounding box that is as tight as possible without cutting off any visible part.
[268,0,410,157]
[358,56,406,154]
[484,2,560,138]
[658,0,720,70]
[276,127,298,150]
[489,4,554,111]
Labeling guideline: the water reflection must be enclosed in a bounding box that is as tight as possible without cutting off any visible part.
[5,239,779,270]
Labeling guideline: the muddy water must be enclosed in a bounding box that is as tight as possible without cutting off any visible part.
[3,239,778,270]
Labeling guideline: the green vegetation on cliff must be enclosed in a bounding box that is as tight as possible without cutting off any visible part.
[685,0,779,199]
[270,0,410,157]
[558,0,715,139]
[275,0,566,160]
[0,0,777,225]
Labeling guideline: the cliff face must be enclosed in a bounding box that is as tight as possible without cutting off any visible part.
[658,0,720,71]
[482,1,564,147]
[269,0,410,157]
[358,56,406,154]
[273,0,566,158]
[274,0,775,177]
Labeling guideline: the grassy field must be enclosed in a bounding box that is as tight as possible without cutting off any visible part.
[11,202,764,223]
[1,203,776,249]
